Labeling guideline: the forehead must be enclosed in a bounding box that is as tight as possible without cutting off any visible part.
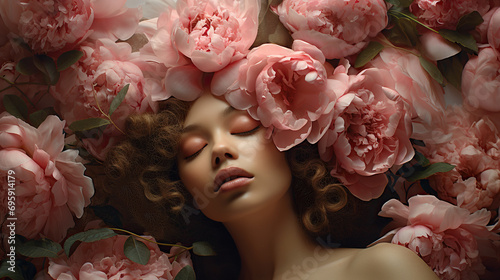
[183,93,234,127]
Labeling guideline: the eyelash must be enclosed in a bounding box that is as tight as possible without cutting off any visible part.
[184,144,207,160]
[232,125,261,136]
[183,126,261,160]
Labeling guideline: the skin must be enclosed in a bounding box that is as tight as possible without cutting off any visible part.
[177,93,440,280]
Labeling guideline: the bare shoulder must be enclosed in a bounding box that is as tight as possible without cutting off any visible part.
[346,243,439,280]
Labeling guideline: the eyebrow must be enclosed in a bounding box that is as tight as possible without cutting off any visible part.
[181,106,236,133]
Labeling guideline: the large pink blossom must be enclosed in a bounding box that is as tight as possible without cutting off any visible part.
[51,39,158,160]
[273,0,388,59]
[148,0,260,72]
[0,0,140,54]
[409,0,490,30]
[462,47,500,113]
[366,47,446,130]
[415,107,500,213]
[0,113,94,242]
[212,41,337,151]
[318,64,414,201]
[379,195,497,280]
[48,235,192,280]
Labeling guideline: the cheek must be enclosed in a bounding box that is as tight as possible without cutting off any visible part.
[178,157,211,196]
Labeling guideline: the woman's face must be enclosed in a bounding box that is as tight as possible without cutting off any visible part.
[177,93,292,222]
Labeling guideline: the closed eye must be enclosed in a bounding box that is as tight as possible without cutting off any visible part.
[232,125,261,136]
[184,144,207,160]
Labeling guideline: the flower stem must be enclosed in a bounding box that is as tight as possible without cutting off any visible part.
[91,89,125,135]
[388,10,439,34]
[109,228,193,251]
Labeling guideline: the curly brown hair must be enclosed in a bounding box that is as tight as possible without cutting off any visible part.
[105,96,353,238]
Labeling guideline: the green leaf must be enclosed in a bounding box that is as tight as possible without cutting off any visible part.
[123,236,150,265]
[354,41,384,68]
[456,11,484,33]
[33,54,60,85]
[109,84,129,116]
[29,107,56,128]
[413,150,430,167]
[437,51,468,90]
[438,29,478,53]
[419,56,444,85]
[64,228,117,256]
[68,118,111,132]
[15,56,38,76]
[57,50,84,72]
[192,241,216,256]
[406,162,455,182]
[3,94,28,120]
[17,238,62,258]
[385,0,413,9]
[383,17,418,48]
[174,265,196,280]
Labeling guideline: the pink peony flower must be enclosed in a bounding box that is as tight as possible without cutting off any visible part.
[0,0,93,53]
[0,113,94,242]
[273,0,388,59]
[0,0,141,54]
[415,107,500,213]
[148,0,260,72]
[318,64,414,201]
[365,47,446,130]
[48,235,192,280]
[212,41,337,151]
[379,195,497,280]
[51,38,158,160]
[409,0,490,30]
[88,0,142,42]
[462,47,500,113]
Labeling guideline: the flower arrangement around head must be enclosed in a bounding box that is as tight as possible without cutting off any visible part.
[0,0,499,279]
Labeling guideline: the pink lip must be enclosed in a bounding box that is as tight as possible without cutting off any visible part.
[213,167,254,193]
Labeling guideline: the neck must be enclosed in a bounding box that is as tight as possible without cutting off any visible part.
[223,191,317,280]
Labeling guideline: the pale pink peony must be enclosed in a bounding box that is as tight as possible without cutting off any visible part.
[51,38,158,160]
[415,107,500,213]
[48,235,192,280]
[379,195,497,280]
[409,0,490,30]
[88,0,142,42]
[0,113,94,242]
[366,47,446,130]
[0,0,141,54]
[462,47,500,113]
[148,0,260,72]
[0,0,93,53]
[212,41,337,151]
[273,0,388,59]
[318,65,414,201]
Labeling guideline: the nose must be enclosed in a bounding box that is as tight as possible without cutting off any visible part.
[212,133,238,168]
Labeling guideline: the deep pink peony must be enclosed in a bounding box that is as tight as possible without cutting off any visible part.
[379,195,497,280]
[273,0,388,59]
[0,0,141,54]
[366,47,446,129]
[212,41,337,151]
[409,0,490,30]
[148,0,260,72]
[0,113,94,242]
[415,107,500,213]
[51,39,158,161]
[462,47,500,113]
[318,64,414,201]
[48,235,192,280]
